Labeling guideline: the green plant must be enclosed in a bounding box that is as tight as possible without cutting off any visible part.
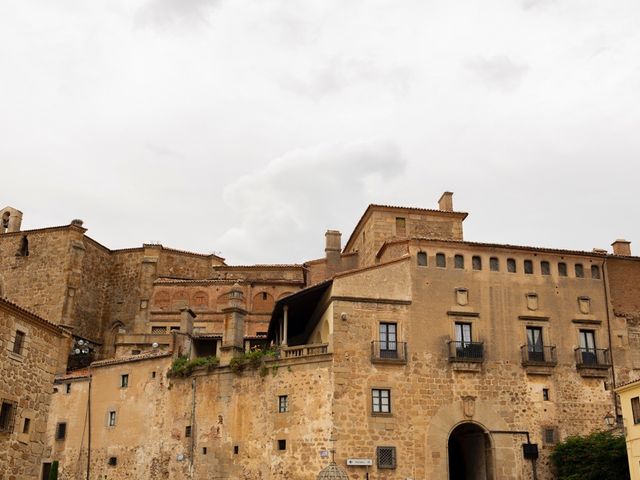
[229,356,245,373]
[170,355,219,377]
[551,430,629,480]
[228,347,280,376]
[48,461,59,480]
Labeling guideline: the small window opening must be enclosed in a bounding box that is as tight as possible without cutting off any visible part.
[108,411,116,427]
[0,401,16,433]
[507,258,516,273]
[277,439,287,451]
[558,262,567,277]
[120,374,129,388]
[543,427,557,445]
[55,422,67,440]
[524,260,533,274]
[65,383,71,394]
[377,446,397,469]
[152,371,156,379]
[22,417,31,434]
[234,445,239,454]
[131,349,141,355]
[454,255,464,269]
[417,251,427,267]
[1,212,9,232]
[13,330,25,355]
[261,292,267,300]
[436,253,446,268]
[542,388,550,401]
[575,264,584,278]
[278,395,289,413]
[472,256,482,270]
[591,265,601,279]
[541,261,550,275]
[203,447,208,455]
[108,457,117,466]
[185,425,192,437]
[490,257,499,272]
[395,217,406,236]
[17,236,29,257]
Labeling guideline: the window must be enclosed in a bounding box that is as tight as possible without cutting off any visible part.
[377,446,397,469]
[12,330,25,355]
[591,265,601,279]
[151,326,167,334]
[490,257,499,272]
[541,261,550,275]
[543,427,557,445]
[507,258,516,273]
[417,251,427,267]
[185,426,192,437]
[277,439,287,451]
[575,264,584,278]
[203,447,208,455]
[372,389,391,414]
[261,292,268,300]
[436,253,446,268]
[542,388,550,401]
[18,236,29,257]
[108,411,117,427]
[22,417,31,434]
[120,374,129,388]
[578,330,597,365]
[472,256,482,270]
[233,445,239,454]
[632,397,640,424]
[455,322,472,346]
[278,395,289,413]
[131,349,141,355]
[65,383,71,394]
[395,217,406,236]
[379,323,398,359]
[55,422,67,440]
[0,401,16,433]
[524,260,533,274]
[558,262,567,276]
[526,326,544,362]
[108,457,117,466]
[454,255,464,269]
[152,371,156,379]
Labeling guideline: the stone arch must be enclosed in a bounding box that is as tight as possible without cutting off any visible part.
[425,398,515,479]
[192,290,209,309]
[216,292,230,312]
[104,320,126,358]
[252,292,275,313]
[448,421,494,480]
[172,290,189,309]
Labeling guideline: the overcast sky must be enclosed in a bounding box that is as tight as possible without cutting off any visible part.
[1,0,639,264]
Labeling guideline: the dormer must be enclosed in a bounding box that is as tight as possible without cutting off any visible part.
[1,207,23,233]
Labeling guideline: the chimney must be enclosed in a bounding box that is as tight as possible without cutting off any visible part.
[220,282,247,365]
[179,308,196,336]
[612,239,632,256]
[325,230,342,267]
[438,192,454,212]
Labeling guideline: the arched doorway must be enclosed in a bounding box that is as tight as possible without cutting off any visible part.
[448,422,494,480]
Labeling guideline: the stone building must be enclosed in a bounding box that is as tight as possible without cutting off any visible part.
[0,297,70,479]
[1,195,640,479]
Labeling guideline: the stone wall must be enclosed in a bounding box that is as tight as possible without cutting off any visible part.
[0,300,69,480]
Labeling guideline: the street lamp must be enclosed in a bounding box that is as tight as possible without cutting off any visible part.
[604,412,616,428]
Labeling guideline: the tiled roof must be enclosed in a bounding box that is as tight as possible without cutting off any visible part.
[90,350,172,368]
[56,368,90,382]
[0,298,65,334]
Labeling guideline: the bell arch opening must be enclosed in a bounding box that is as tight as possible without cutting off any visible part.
[448,422,494,480]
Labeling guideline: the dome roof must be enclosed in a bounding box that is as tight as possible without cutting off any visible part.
[317,462,349,480]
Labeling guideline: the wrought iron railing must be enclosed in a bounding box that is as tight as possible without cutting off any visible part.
[574,348,611,367]
[520,345,557,366]
[371,341,408,363]
[447,341,484,362]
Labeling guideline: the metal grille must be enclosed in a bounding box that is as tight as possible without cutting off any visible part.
[151,326,167,334]
[55,422,66,440]
[377,446,396,469]
[13,330,25,355]
[543,428,556,445]
[0,400,16,433]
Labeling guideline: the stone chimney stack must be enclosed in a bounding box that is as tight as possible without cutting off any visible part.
[612,239,632,256]
[438,192,454,212]
[180,308,196,336]
[220,282,247,365]
[325,230,342,267]
[1,207,23,233]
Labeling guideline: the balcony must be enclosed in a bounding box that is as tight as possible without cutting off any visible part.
[448,341,484,363]
[574,348,611,377]
[281,343,329,358]
[371,341,408,364]
[520,345,557,366]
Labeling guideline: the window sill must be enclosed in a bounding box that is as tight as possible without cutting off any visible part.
[8,351,24,363]
[371,412,393,417]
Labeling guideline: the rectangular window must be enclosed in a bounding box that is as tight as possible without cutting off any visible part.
[185,425,192,437]
[454,254,464,269]
[120,374,129,388]
[0,401,16,433]
[277,439,287,451]
[490,257,499,271]
[377,446,397,469]
[558,262,567,276]
[436,253,446,268]
[591,265,601,279]
[542,388,550,401]
[13,330,25,355]
[472,256,482,270]
[233,445,239,454]
[507,258,516,273]
[524,260,533,274]
[579,330,597,365]
[543,427,557,445]
[417,251,427,266]
[395,217,406,236]
[55,422,67,440]
[108,457,117,466]
[379,323,398,358]
[575,264,584,278]
[372,389,391,414]
[278,395,289,413]
[65,383,71,394]
[541,261,550,275]
[455,322,472,346]
[526,327,544,362]
[632,397,640,425]
[108,411,117,427]
[22,417,31,434]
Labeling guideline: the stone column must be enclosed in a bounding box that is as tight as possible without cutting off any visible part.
[220,282,247,365]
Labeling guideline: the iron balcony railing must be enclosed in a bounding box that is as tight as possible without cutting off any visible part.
[574,348,611,368]
[447,341,484,363]
[520,345,557,366]
[371,341,408,363]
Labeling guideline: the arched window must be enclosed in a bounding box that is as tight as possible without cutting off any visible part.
[489,257,499,272]
[454,255,464,269]
[507,258,516,273]
[558,262,568,277]
[591,265,601,279]
[524,260,533,274]
[575,264,584,278]
[417,251,427,267]
[17,236,29,257]
[541,261,550,275]
[436,253,446,268]
[472,256,482,270]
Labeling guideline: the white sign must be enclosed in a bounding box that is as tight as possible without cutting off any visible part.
[347,458,372,466]
[320,450,329,458]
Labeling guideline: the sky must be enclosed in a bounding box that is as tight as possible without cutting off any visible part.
[1,0,639,264]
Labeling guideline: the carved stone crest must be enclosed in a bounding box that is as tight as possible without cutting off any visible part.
[462,396,476,418]
[456,288,469,306]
